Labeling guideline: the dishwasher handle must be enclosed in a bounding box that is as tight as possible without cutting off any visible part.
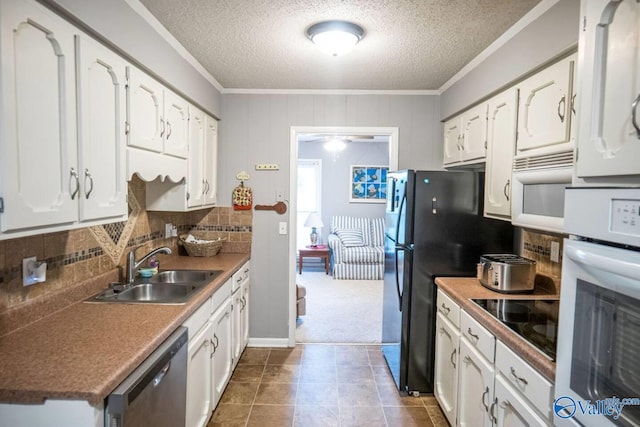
[152,361,171,388]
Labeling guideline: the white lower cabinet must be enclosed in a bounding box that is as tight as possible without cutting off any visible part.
[494,375,549,427]
[458,336,495,427]
[434,312,460,426]
[211,298,232,409]
[434,290,555,427]
[186,321,214,427]
[231,261,251,368]
[240,275,250,349]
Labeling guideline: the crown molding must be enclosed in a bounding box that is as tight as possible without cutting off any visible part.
[221,88,439,95]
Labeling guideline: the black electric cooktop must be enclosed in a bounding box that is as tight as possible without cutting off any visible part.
[471,299,559,361]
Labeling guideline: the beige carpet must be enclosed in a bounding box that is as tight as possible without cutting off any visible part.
[295,270,383,344]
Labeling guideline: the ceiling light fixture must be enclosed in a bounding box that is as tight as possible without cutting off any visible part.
[306,20,365,57]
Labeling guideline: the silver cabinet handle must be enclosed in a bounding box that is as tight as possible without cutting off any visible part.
[571,93,577,115]
[212,334,219,353]
[459,134,465,150]
[557,95,566,123]
[510,366,528,385]
[451,348,457,368]
[160,117,165,139]
[456,134,461,150]
[632,92,640,139]
[500,399,512,409]
[503,179,510,201]
[463,355,471,364]
[166,120,172,139]
[482,386,490,412]
[84,169,94,199]
[489,398,498,423]
[69,168,80,200]
[205,180,210,195]
[440,302,451,315]
[467,327,479,340]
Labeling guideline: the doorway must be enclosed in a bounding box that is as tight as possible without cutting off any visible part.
[288,126,399,346]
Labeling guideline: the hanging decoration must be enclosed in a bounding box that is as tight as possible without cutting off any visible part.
[233,171,253,210]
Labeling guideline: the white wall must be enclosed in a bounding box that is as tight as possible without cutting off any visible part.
[219,93,440,339]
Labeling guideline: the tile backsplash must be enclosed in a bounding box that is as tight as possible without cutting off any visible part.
[0,176,252,314]
[520,228,564,293]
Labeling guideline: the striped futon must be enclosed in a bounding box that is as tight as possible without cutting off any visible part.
[327,216,385,280]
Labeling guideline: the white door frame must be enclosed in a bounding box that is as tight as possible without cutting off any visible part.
[287,126,399,346]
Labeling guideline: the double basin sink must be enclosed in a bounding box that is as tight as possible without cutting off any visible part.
[87,270,223,304]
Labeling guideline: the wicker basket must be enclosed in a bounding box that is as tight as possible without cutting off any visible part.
[179,234,225,257]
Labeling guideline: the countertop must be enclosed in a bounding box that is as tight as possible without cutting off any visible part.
[435,277,558,382]
[0,253,249,406]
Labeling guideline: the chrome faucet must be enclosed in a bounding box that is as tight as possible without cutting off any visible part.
[126,246,172,283]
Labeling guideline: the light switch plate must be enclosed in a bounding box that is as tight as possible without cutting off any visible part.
[278,222,287,235]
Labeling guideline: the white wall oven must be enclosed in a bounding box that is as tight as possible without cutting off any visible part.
[556,188,640,427]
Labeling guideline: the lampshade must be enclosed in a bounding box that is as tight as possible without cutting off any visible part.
[323,138,347,152]
[304,212,324,228]
[306,21,365,56]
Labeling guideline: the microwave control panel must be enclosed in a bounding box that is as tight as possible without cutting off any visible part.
[611,199,640,236]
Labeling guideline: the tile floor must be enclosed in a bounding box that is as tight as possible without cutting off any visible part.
[208,344,449,427]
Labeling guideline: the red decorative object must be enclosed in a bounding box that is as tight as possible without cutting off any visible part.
[233,182,252,210]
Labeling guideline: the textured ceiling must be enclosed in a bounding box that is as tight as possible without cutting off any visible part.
[138,0,542,90]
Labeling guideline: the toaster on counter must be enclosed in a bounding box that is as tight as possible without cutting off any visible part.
[477,254,536,293]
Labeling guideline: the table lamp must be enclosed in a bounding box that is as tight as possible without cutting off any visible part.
[304,212,324,247]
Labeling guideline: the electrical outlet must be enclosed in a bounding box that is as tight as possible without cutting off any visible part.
[550,241,560,263]
[165,223,176,238]
[255,164,279,170]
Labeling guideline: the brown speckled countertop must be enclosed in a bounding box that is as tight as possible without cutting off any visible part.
[0,253,249,406]
[435,277,558,382]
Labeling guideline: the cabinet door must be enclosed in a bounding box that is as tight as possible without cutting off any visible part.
[576,0,640,178]
[517,55,575,153]
[203,116,218,206]
[434,313,460,427]
[127,67,163,153]
[163,90,189,159]
[494,375,550,427]
[458,338,495,427]
[186,322,213,427]
[211,298,232,409]
[0,0,78,232]
[443,116,462,165]
[76,36,127,222]
[460,103,488,162]
[485,89,518,219]
[231,288,242,368]
[187,106,206,208]
[241,278,250,349]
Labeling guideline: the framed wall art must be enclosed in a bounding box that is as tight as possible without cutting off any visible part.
[350,165,388,203]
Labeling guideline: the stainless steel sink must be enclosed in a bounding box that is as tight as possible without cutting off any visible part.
[86,269,223,304]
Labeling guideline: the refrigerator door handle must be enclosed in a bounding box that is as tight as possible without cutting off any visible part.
[394,244,413,311]
[395,188,407,243]
[388,177,397,212]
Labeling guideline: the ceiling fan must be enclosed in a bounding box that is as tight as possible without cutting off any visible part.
[301,134,375,143]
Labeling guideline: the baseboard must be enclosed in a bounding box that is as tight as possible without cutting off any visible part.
[247,337,291,348]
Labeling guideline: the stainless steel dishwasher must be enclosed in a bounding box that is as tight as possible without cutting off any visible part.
[105,327,188,427]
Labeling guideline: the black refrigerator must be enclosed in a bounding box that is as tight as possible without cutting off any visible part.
[381,170,514,394]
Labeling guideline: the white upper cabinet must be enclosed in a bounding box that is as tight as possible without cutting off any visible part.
[76,35,127,222]
[0,0,78,232]
[127,67,189,160]
[443,103,488,167]
[127,67,164,153]
[203,117,218,206]
[188,106,207,208]
[484,88,518,220]
[516,54,576,155]
[575,0,640,180]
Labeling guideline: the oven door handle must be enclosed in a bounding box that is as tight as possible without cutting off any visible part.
[566,243,640,282]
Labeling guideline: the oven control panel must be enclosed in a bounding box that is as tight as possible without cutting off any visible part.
[611,199,640,235]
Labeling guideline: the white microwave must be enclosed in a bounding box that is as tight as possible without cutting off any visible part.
[510,152,573,234]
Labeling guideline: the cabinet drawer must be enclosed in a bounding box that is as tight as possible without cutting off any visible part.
[182,296,212,337]
[495,340,553,421]
[436,289,460,328]
[231,262,249,292]
[461,310,495,362]
[212,278,232,314]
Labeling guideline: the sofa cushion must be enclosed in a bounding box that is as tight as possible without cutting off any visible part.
[342,246,385,263]
[332,216,371,246]
[335,228,365,247]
